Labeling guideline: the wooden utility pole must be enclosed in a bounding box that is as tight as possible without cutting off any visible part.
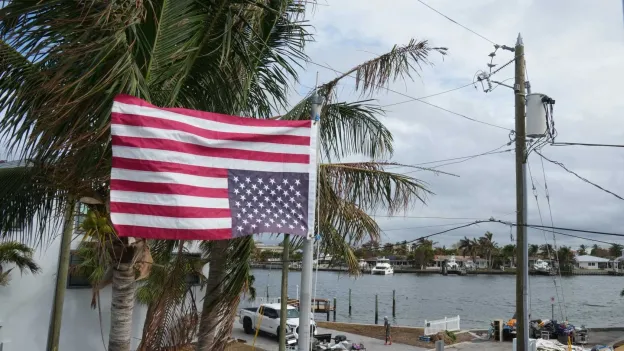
[278,234,290,351]
[46,199,76,351]
[514,33,529,351]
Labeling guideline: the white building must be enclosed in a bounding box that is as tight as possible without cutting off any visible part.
[575,255,611,270]
[0,201,209,351]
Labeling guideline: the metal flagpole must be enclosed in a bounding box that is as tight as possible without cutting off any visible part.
[298,91,322,351]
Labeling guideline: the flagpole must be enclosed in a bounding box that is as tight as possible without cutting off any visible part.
[298,91,322,351]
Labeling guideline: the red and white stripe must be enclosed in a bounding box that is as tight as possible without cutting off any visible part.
[110,95,317,240]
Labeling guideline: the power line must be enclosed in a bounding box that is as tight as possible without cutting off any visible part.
[401,218,624,246]
[415,0,497,45]
[535,150,624,201]
[380,82,476,108]
[551,141,624,148]
[382,221,474,232]
[399,146,513,174]
[306,60,513,131]
[387,142,512,170]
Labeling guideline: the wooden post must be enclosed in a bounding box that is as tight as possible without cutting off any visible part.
[326,300,330,322]
[333,297,336,321]
[348,289,352,315]
[375,294,378,324]
[392,290,396,318]
[266,285,269,299]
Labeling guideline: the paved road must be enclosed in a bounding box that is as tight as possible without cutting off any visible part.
[231,323,427,351]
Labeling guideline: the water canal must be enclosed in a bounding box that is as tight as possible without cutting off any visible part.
[251,269,624,329]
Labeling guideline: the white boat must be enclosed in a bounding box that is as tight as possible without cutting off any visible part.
[533,259,554,275]
[371,257,394,275]
[446,256,460,271]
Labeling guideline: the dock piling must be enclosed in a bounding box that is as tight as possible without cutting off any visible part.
[266,285,269,299]
[333,297,336,321]
[392,289,396,318]
[375,294,378,324]
[348,289,352,316]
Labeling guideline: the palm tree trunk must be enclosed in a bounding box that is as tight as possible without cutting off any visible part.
[196,240,228,351]
[109,261,136,351]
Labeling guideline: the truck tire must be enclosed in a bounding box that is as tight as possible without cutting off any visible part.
[243,317,253,334]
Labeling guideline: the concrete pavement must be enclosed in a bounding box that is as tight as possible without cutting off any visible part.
[231,323,428,351]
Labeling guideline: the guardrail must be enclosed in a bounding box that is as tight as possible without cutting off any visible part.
[424,315,461,335]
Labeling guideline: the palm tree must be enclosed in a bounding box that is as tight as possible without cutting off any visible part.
[478,231,497,269]
[0,2,445,350]
[591,244,600,256]
[500,244,516,268]
[557,246,575,273]
[529,244,539,258]
[578,244,587,256]
[539,244,554,259]
[458,236,479,263]
[609,244,623,258]
[0,241,41,286]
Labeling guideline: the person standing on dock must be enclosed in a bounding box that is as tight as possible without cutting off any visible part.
[384,316,392,345]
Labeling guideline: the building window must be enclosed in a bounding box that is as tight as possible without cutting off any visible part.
[74,202,89,234]
[67,250,92,289]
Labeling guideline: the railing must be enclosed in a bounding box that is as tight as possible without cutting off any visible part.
[424,315,460,335]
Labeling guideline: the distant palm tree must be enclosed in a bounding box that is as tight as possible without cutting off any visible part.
[578,244,587,256]
[529,244,539,258]
[0,241,40,286]
[478,231,497,268]
[539,244,554,259]
[609,244,623,258]
[591,244,600,256]
[501,244,516,267]
[458,237,479,264]
[557,246,575,273]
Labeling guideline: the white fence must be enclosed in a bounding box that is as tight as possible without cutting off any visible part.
[424,315,461,335]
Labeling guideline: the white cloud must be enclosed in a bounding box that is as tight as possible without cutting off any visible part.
[296,0,624,248]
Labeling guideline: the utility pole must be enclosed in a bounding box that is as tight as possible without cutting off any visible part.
[514,33,529,351]
[47,199,76,351]
[278,234,290,351]
[298,91,322,351]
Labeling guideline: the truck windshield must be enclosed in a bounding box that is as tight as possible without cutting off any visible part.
[286,309,300,318]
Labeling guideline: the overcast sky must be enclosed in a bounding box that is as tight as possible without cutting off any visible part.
[284,0,624,249]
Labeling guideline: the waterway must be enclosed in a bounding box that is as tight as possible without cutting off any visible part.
[251,269,624,329]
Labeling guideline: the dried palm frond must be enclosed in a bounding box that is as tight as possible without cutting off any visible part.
[321,39,447,97]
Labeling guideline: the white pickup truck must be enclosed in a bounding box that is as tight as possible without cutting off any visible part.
[239,303,317,341]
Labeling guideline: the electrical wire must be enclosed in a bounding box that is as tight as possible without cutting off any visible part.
[528,160,566,321]
[382,221,475,232]
[551,142,624,148]
[535,150,624,201]
[306,60,513,131]
[387,142,513,170]
[380,81,476,108]
[399,147,513,174]
[415,0,497,45]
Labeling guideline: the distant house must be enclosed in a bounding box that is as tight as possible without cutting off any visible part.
[255,242,284,254]
[433,255,488,269]
[575,255,611,270]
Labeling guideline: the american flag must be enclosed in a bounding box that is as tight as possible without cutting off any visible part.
[109,95,317,240]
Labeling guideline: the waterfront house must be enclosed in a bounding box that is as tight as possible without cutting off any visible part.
[255,241,284,254]
[433,255,488,269]
[575,255,611,270]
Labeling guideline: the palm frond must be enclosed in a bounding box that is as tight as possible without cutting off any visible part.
[320,39,447,97]
[320,162,432,215]
[0,268,12,286]
[0,163,66,245]
[284,98,394,161]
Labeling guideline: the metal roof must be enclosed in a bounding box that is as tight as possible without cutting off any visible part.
[575,255,611,263]
[0,160,27,169]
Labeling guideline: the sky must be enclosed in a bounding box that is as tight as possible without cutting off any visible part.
[282,0,624,249]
